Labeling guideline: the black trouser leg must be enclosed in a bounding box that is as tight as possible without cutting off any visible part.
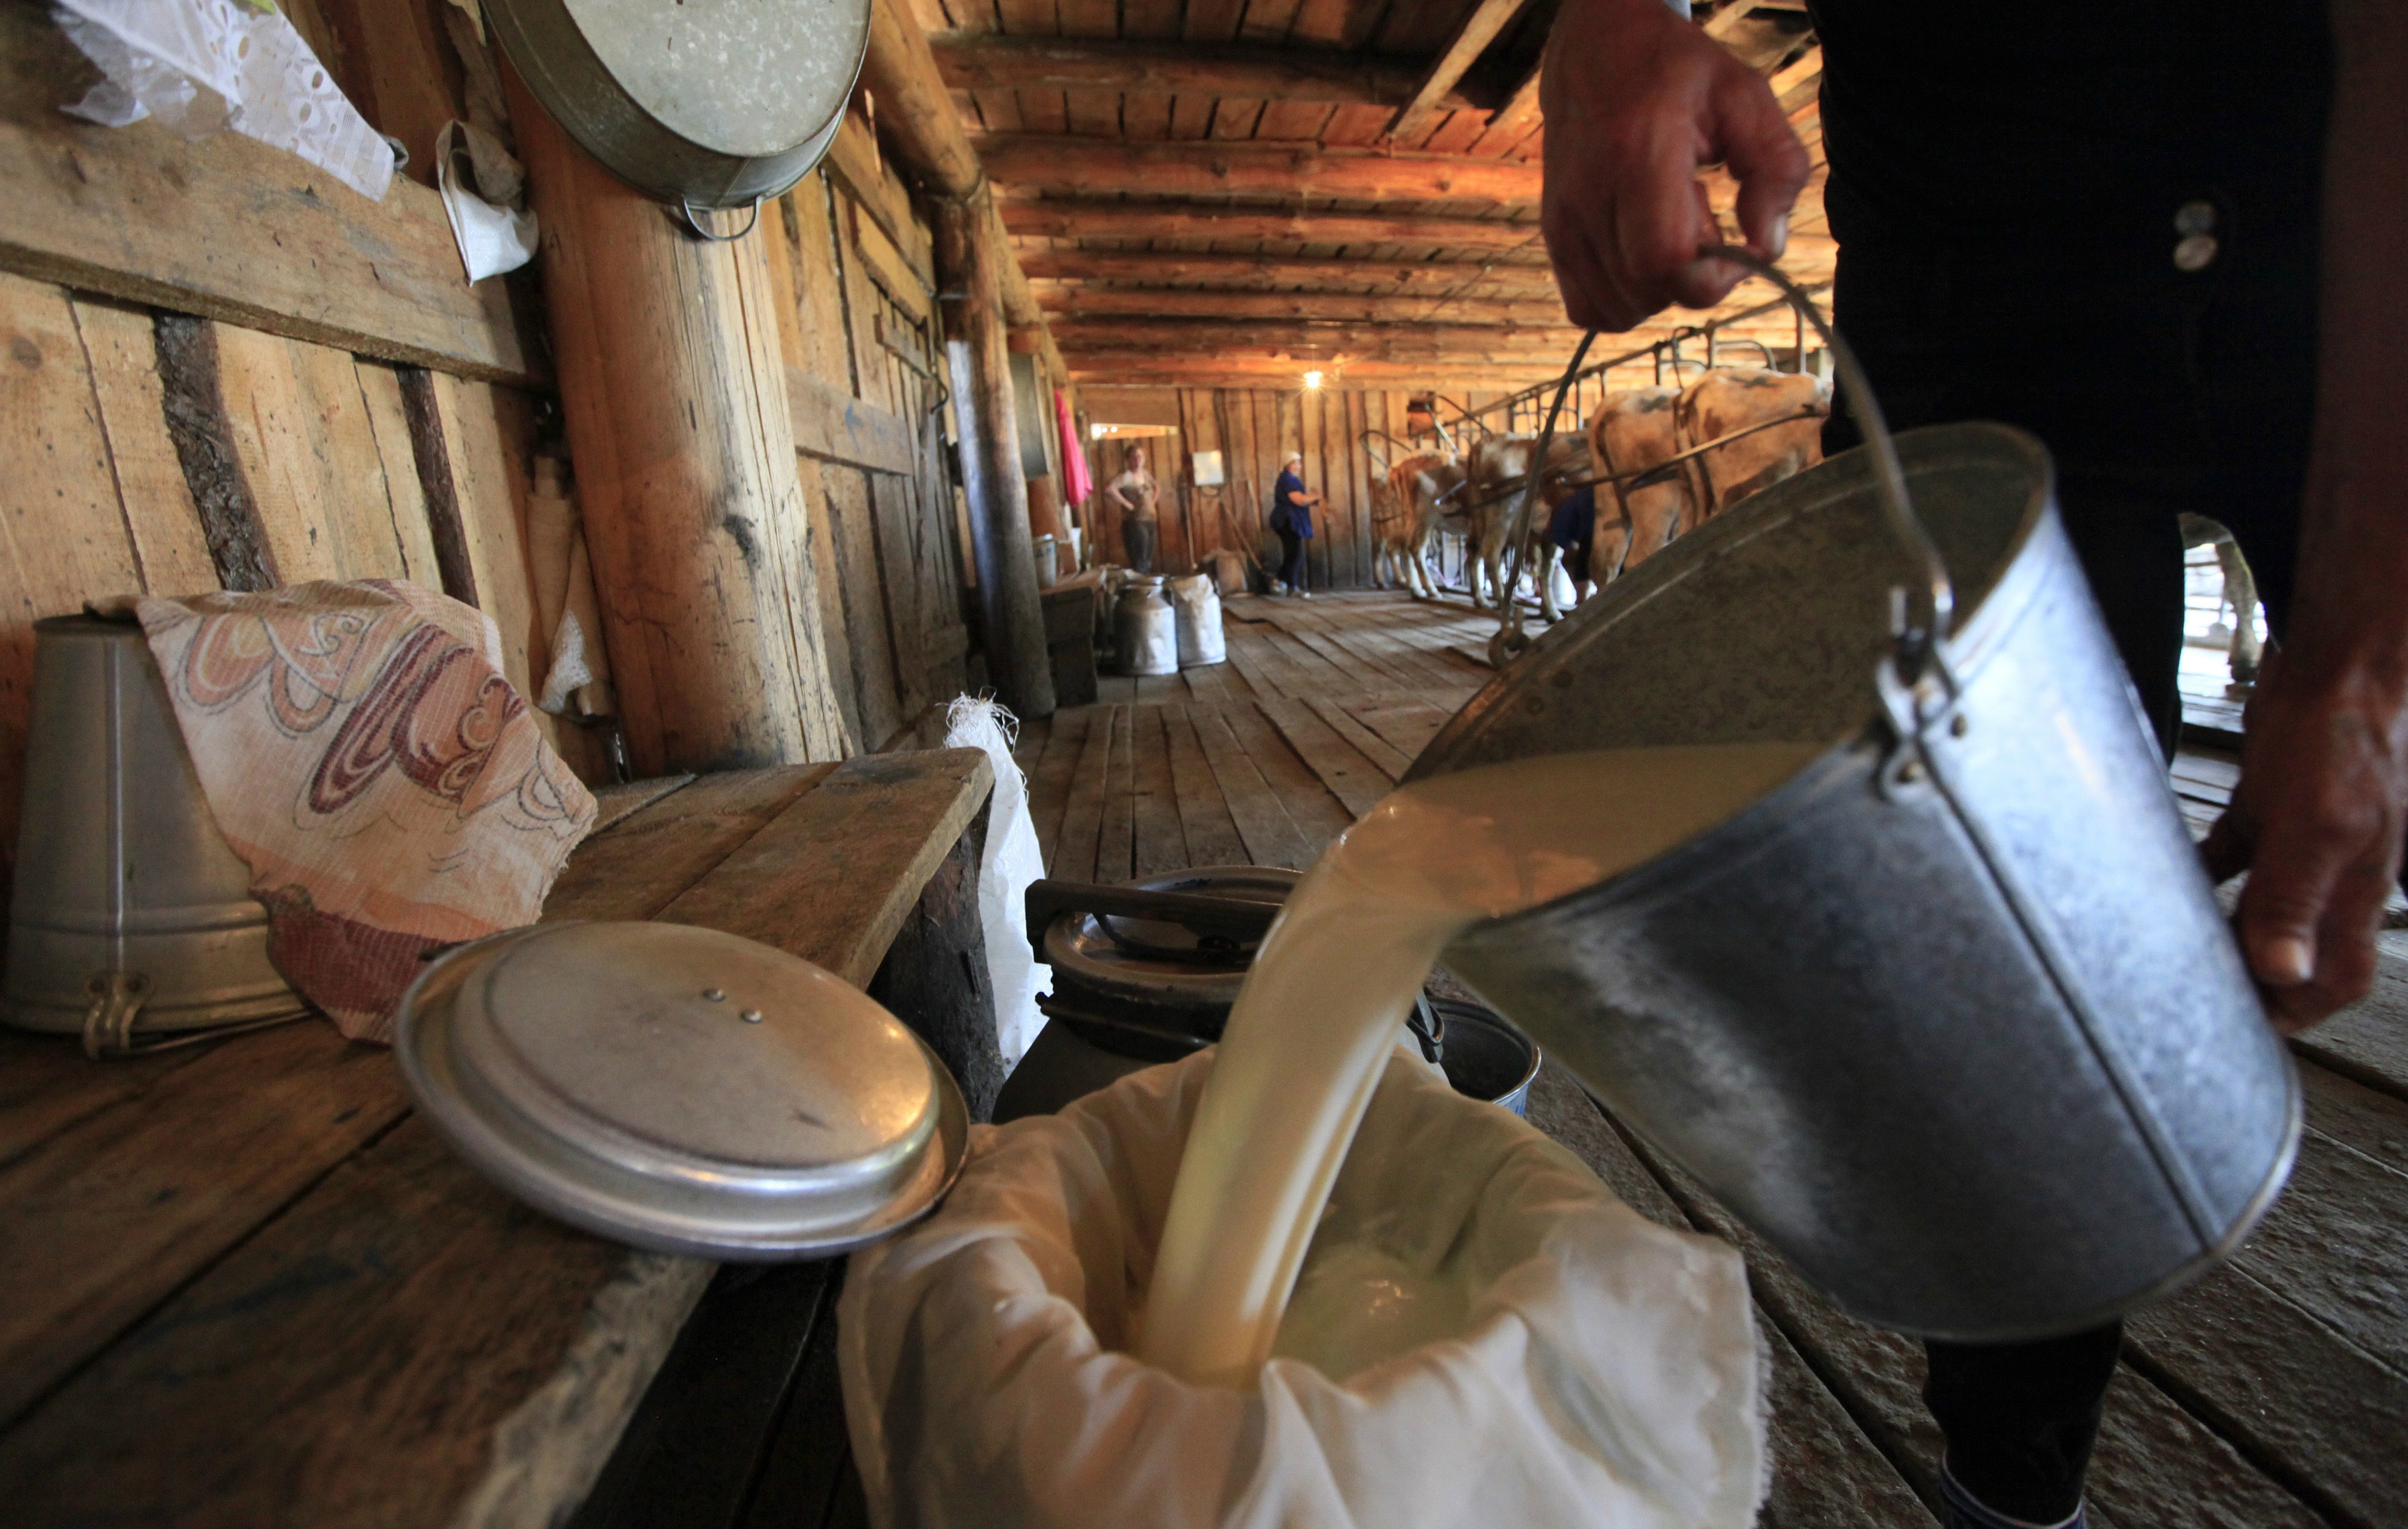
[1124,519,1156,574]
[1924,1324,2124,1524]
[1277,531,1305,589]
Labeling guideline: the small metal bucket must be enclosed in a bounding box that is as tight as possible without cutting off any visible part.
[4,616,307,1056]
[1413,292,2296,1339]
[1427,1000,1541,1116]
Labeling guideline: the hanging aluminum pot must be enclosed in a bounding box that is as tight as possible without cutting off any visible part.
[4,616,308,1057]
[486,0,869,237]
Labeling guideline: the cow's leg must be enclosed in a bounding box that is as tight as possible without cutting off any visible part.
[2216,538,2263,683]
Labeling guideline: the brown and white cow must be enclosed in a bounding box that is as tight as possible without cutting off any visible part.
[1371,451,1458,599]
[1463,433,1590,618]
[1583,368,1829,591]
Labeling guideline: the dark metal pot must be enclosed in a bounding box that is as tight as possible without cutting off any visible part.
[1411,421,2296,1342]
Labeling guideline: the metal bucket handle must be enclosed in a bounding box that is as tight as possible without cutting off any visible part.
[675,198,763,242]
[1495,247,1957,687]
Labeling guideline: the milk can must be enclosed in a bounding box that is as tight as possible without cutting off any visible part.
[1166,573,1226,667]
[1114,577,1180,676]
[1032,534,1059,589]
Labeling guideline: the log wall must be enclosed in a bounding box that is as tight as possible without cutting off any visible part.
[0,0,982,915]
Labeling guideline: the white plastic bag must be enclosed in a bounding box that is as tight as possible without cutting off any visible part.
[941,697,1049,1068]
[1167,574,1226,667]
[840,1049,1766,1529]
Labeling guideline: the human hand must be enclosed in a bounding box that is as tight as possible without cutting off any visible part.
[1539,0,1812,332]
[2201,646,2408,1031]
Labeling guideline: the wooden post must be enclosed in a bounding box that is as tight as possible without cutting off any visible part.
[506,67,849,775]
[934,191,1057,721]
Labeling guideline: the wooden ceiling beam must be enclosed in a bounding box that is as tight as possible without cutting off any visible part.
[1019,250,1559,294]
[1037,287,1571,325]
[927,34,1476,110]
[1000,200,1549,253]
[1387,0,1536,142]
[1052,319,1589,362]
[974,137,1546,205]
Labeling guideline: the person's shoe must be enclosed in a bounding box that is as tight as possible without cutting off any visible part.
[1298,590,1312,599]
[1939,1468,2087,1529]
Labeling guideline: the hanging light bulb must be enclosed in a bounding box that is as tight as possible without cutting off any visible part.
[1302,370,1324,391]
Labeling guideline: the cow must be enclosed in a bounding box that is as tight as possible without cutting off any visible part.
[1371,452,1458,599]
[1463,433,1590,619]
[2180,513,2264,684]
[1675,367,1830,517]
[1582,369,1830,591]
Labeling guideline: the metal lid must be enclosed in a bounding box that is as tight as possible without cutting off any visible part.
[1043,866,1299,1011]
[396,921,968,1260]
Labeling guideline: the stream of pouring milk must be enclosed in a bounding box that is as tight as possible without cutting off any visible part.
[1136,742,1819,1387]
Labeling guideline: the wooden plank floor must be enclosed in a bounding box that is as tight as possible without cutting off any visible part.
[1022,589,2408,1529]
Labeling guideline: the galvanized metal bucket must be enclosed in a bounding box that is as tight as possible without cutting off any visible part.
[487,0,868,235]
[5,616,307,1056]
[1413,398,2296,1338]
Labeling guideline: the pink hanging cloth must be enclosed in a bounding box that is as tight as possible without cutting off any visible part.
[1056,392,1096,505]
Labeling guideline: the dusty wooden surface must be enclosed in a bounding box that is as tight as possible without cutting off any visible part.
[0,751,996,1528]
[0,7,541,385]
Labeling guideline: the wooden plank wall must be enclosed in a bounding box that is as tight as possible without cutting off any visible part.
[761,122,975,755]
[0,0,984,924]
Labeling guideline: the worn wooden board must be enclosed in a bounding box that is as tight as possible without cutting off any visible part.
[822,465,908,753]
[2291,937,2408,1101]
[66,297,219,597]
[1303,693,1415,779]
[1050,705,1119,882]
[1025,704,1090,868]
[1161,704,1250,869]
[0,271,147,907]
[1213,699,1352,848]
[0,8,538,383]
[657,751,994,988]
[0,1019,410,1428]
[1095,704,1138,884]
[214,324,413,584]
[1129,704,1190,878]
[0,1113,710,1528]
[788,367,920,476]
[1256,693,1395,815]
[1186,706,1314,870]
[587,774,698,836]
[545,767,840,924]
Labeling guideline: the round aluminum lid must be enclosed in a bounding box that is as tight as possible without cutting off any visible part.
[396,922,968,1260]
[1043,866,1299,1010]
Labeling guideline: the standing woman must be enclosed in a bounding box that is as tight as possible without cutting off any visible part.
[1271,452,1324,598]
[1110,443,1161,574]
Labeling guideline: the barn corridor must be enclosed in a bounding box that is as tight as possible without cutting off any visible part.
[1019,590,2408,1529]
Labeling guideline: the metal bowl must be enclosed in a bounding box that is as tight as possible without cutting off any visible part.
[396,920,968,1260]
[487,0,869,214]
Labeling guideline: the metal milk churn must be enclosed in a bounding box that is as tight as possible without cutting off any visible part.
[1115,576,1180,677]
[1412,419,2299,1342]
[4,616,307,1056]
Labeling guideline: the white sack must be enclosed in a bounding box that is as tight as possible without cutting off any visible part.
[436,119,537,282]
[1167,573,1226,667]
[941,697,1049,1068]
[840,1049,1767,1529]
[55,0,395,201]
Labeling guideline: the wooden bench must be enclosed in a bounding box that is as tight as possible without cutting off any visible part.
[0,750,997,1529]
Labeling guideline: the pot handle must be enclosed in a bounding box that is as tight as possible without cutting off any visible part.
[1703,247,1955,684]
[675,198,763,242]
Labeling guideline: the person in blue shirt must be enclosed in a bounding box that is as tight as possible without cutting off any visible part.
[1270,453,1323,598]
[1548,483,1600,607]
